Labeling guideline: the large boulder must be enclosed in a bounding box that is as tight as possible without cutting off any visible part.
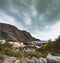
[47,54,60,63]
[3,57,20,63]
[38,57,47,63]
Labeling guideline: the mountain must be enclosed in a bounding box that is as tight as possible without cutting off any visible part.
[0,23,40,42]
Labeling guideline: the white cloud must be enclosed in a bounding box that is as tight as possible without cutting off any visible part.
[0,11,25,30]
[39,11,50,21]
[39,14,45,21]
[32,21,60,41]
[0,12,16,25]
[22,12,32,26]
[30,5,37,17]
[24,17,32,26]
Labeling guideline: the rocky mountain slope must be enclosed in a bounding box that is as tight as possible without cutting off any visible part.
[0,23,40,42]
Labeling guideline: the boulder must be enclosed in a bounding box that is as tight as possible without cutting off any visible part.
[3,57,20,63]
[47,54,60,63]
[38,57,47,63]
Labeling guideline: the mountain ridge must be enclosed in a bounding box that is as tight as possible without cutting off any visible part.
[0,23,40,42]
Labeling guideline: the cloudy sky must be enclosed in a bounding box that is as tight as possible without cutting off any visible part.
[0,0,60,40]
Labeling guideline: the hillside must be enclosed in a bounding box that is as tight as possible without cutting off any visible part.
[0,23,40,42]
[37,36,60,57]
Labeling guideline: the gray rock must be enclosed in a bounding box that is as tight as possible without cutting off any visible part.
[3,57,20,63]
[38,57,47,63]
[47,54,60,63]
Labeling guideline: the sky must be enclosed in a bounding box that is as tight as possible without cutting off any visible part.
[0,0,60,41]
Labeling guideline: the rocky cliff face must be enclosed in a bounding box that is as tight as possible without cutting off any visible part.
[0,23,40,42]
